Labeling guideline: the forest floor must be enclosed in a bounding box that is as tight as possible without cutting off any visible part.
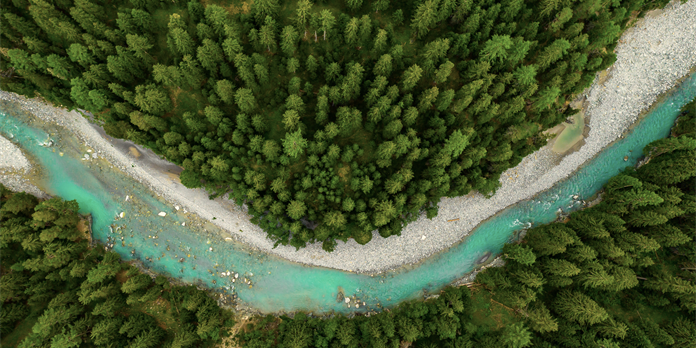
[1,0,695,274]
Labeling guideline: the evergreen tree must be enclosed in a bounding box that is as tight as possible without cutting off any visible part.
[501,323,532,348]
[282,130,308,159]
[344,17,360,46]
[411,0,440,38]
[319,10,336,41]
[281,26,299,55]
[480,35,512,63]
[401,64,423,91]
[251,0,279,23]
[553,290,609,325]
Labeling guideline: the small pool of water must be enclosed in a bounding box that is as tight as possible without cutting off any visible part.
[1,73,694,314]
[553,111,585,153]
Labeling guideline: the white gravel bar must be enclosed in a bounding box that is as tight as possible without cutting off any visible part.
[0,135,30,172]
[0,134,49,198]
[1,0,694,273]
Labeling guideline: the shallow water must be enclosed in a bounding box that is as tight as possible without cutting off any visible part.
[553,111,585,153]
[1,73,694,314]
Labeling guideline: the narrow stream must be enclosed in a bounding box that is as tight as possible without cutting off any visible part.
[0,73,694,314]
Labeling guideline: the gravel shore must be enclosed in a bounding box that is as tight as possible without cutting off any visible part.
[0,133,49,197]
[0,134,30,172]
[0,0,694,273]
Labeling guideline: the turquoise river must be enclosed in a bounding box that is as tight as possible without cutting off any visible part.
[1,73,695,314]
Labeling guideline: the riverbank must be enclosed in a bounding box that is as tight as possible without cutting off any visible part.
[1,0,695,274]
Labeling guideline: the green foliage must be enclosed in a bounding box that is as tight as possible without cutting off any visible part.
[0,0,670,251]
[501,322,532,348]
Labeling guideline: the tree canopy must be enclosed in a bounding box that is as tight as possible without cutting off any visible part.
[0,0,671,251]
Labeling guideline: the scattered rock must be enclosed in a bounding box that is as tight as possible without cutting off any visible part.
[158,212,166,217]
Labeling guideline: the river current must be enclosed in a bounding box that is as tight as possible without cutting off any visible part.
[0,73,694,314]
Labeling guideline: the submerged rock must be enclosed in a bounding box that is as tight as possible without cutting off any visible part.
[476,251,492,265]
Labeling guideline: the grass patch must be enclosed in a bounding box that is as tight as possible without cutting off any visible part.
[469,286,518,331]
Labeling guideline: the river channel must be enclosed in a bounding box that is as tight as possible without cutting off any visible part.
[0,73,694,314]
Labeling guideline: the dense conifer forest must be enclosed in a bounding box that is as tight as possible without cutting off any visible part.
[232,99,696,347]
[1,78,693,348]
[0,0,674,249]
[0,184,234,347]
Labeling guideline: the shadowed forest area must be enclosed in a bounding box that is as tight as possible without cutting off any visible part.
[0,0,677,250]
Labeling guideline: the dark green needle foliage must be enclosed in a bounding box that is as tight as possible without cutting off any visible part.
[0,0,674,251]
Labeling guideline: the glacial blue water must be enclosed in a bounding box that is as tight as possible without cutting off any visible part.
[0,73,694,314]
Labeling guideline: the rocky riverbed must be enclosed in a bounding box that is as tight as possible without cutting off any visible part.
[1,0,695,274]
